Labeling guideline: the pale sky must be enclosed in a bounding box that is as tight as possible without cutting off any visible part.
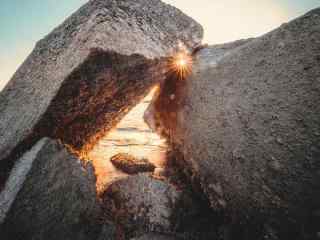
[0,0,319,90]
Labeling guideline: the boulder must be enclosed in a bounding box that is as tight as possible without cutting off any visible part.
[110,153,156,174]
[101,173,199,239]
[0,0,203,188]
[146,8,320,239]
[0,138,115,240]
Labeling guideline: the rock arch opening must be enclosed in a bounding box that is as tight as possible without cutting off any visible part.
[0,50,169,191]
[0,46,193,195]
[87,86,168,191]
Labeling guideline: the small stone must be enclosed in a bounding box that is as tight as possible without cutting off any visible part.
[110,153,156,174]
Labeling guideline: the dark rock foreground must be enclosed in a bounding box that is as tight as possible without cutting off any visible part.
[147,8,320,239]
[130,233,177,240]
[101,173,195,239]
[0,138,112,240]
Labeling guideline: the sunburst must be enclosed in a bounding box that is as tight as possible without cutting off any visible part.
[169,51,193,79]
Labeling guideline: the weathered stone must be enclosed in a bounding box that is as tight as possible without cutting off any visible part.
[0,138,114,240]
[0,0,203,188]
[130,233,178,240]
[97,223,117,240]
[110,153,156,174]
[101,173,199,239]
[147,8,320,239]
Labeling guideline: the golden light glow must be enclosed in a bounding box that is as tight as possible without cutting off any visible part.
[178,59,186,67]
[170,51,193,79]
[87,88,167,192]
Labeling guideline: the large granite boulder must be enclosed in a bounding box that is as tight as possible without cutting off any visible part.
[0,0,203,188]
[0,138,114,240]
[146,8,320,239]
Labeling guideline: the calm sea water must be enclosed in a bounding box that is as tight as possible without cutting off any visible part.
[88,91,167,191]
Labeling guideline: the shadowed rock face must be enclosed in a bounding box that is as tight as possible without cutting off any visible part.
[130,233,178,240]
[0,138,109,240]
[147,8,320,239]
[0,0,203,187]
[101,173,200,239]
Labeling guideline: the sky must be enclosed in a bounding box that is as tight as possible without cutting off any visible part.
[0,0,319,90]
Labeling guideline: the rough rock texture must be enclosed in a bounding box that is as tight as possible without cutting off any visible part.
[101,173,199,239]
[110,153,156,174]
[0,138,113,240]
[147,8,320,239]
[130,233,178,240]
[0,0,203,188]
[97,223,117,240]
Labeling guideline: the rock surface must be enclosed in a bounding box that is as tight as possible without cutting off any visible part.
[130,233,178,240]
[110,153,156,174]
[147,8,320,239]
[0,0,203,188]
[101,173,198,239]
[97,223,117,240]
[0,138,113,240]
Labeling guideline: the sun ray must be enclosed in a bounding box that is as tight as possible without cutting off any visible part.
[168,50,193,79]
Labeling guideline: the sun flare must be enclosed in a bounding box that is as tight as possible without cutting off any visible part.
[170,51,193,79]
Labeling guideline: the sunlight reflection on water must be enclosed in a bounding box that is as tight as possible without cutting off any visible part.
[88,88,167,191]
